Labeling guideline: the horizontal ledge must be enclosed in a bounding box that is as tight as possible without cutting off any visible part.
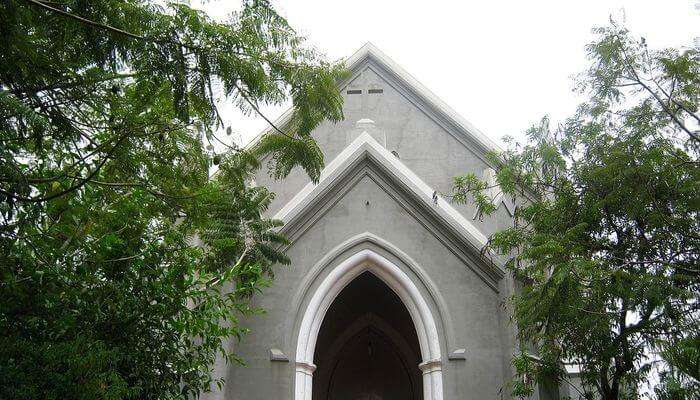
[269,348,289,362]
[448,348,467,360]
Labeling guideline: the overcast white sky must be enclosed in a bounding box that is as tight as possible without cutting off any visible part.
[198,0,700,148]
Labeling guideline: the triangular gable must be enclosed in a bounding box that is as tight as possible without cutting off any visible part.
[245,43,502,159]
[274,131,505,286]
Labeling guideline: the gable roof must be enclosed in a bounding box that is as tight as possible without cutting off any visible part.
[274,130,505,287]
[245,43,502,158]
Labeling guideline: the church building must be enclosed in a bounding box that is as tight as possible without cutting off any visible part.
[216,43,563,400]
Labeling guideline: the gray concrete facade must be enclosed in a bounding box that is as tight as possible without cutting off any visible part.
[215,44,552,400]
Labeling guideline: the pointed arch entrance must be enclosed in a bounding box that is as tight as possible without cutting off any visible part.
[314,273,422,399]
[294,249,443,400]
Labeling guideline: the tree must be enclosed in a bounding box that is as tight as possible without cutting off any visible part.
[0,0,344,398]
[655,335,700,399]
[452,23,699,399]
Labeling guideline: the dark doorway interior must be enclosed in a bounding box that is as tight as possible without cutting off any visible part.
[313,271,423,400]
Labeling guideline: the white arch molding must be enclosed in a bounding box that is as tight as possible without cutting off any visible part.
[294,249,443,400]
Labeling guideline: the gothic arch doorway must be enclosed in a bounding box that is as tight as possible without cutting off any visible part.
[313,273,422,400]
[294,249,443,400]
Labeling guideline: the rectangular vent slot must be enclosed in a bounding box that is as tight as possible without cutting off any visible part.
[368,89,383,94]
[346,89,362,94]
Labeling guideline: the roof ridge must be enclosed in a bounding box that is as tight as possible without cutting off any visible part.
[242,43,502,155]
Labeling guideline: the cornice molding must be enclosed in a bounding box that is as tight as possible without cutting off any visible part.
[273,132,505,286]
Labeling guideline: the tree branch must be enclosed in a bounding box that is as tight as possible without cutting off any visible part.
[231,81,299,142]
[0,130,130,203]
[24,0,147,41]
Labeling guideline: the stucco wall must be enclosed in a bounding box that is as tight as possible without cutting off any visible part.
[253,65,514,238]
[216,54,532,400]
[226,175,511,399]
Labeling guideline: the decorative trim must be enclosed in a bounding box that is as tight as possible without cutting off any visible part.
[277,160,503,289]
[295,361,317,374]
[418,359,443,374]
[274,131,490,258]
[242,43,501,161]
[269,348,289,362]
[448,348,467,361]
[285,233,460,361]
[272,131,505,287]
[294,249,444,400]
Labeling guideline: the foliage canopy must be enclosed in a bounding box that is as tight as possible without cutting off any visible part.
[0,0,344,398]
[453,23,699,399]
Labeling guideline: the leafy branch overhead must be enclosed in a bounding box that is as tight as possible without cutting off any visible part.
[452,23,699,400]
[1,0,346,206]
[0,1,344,399]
